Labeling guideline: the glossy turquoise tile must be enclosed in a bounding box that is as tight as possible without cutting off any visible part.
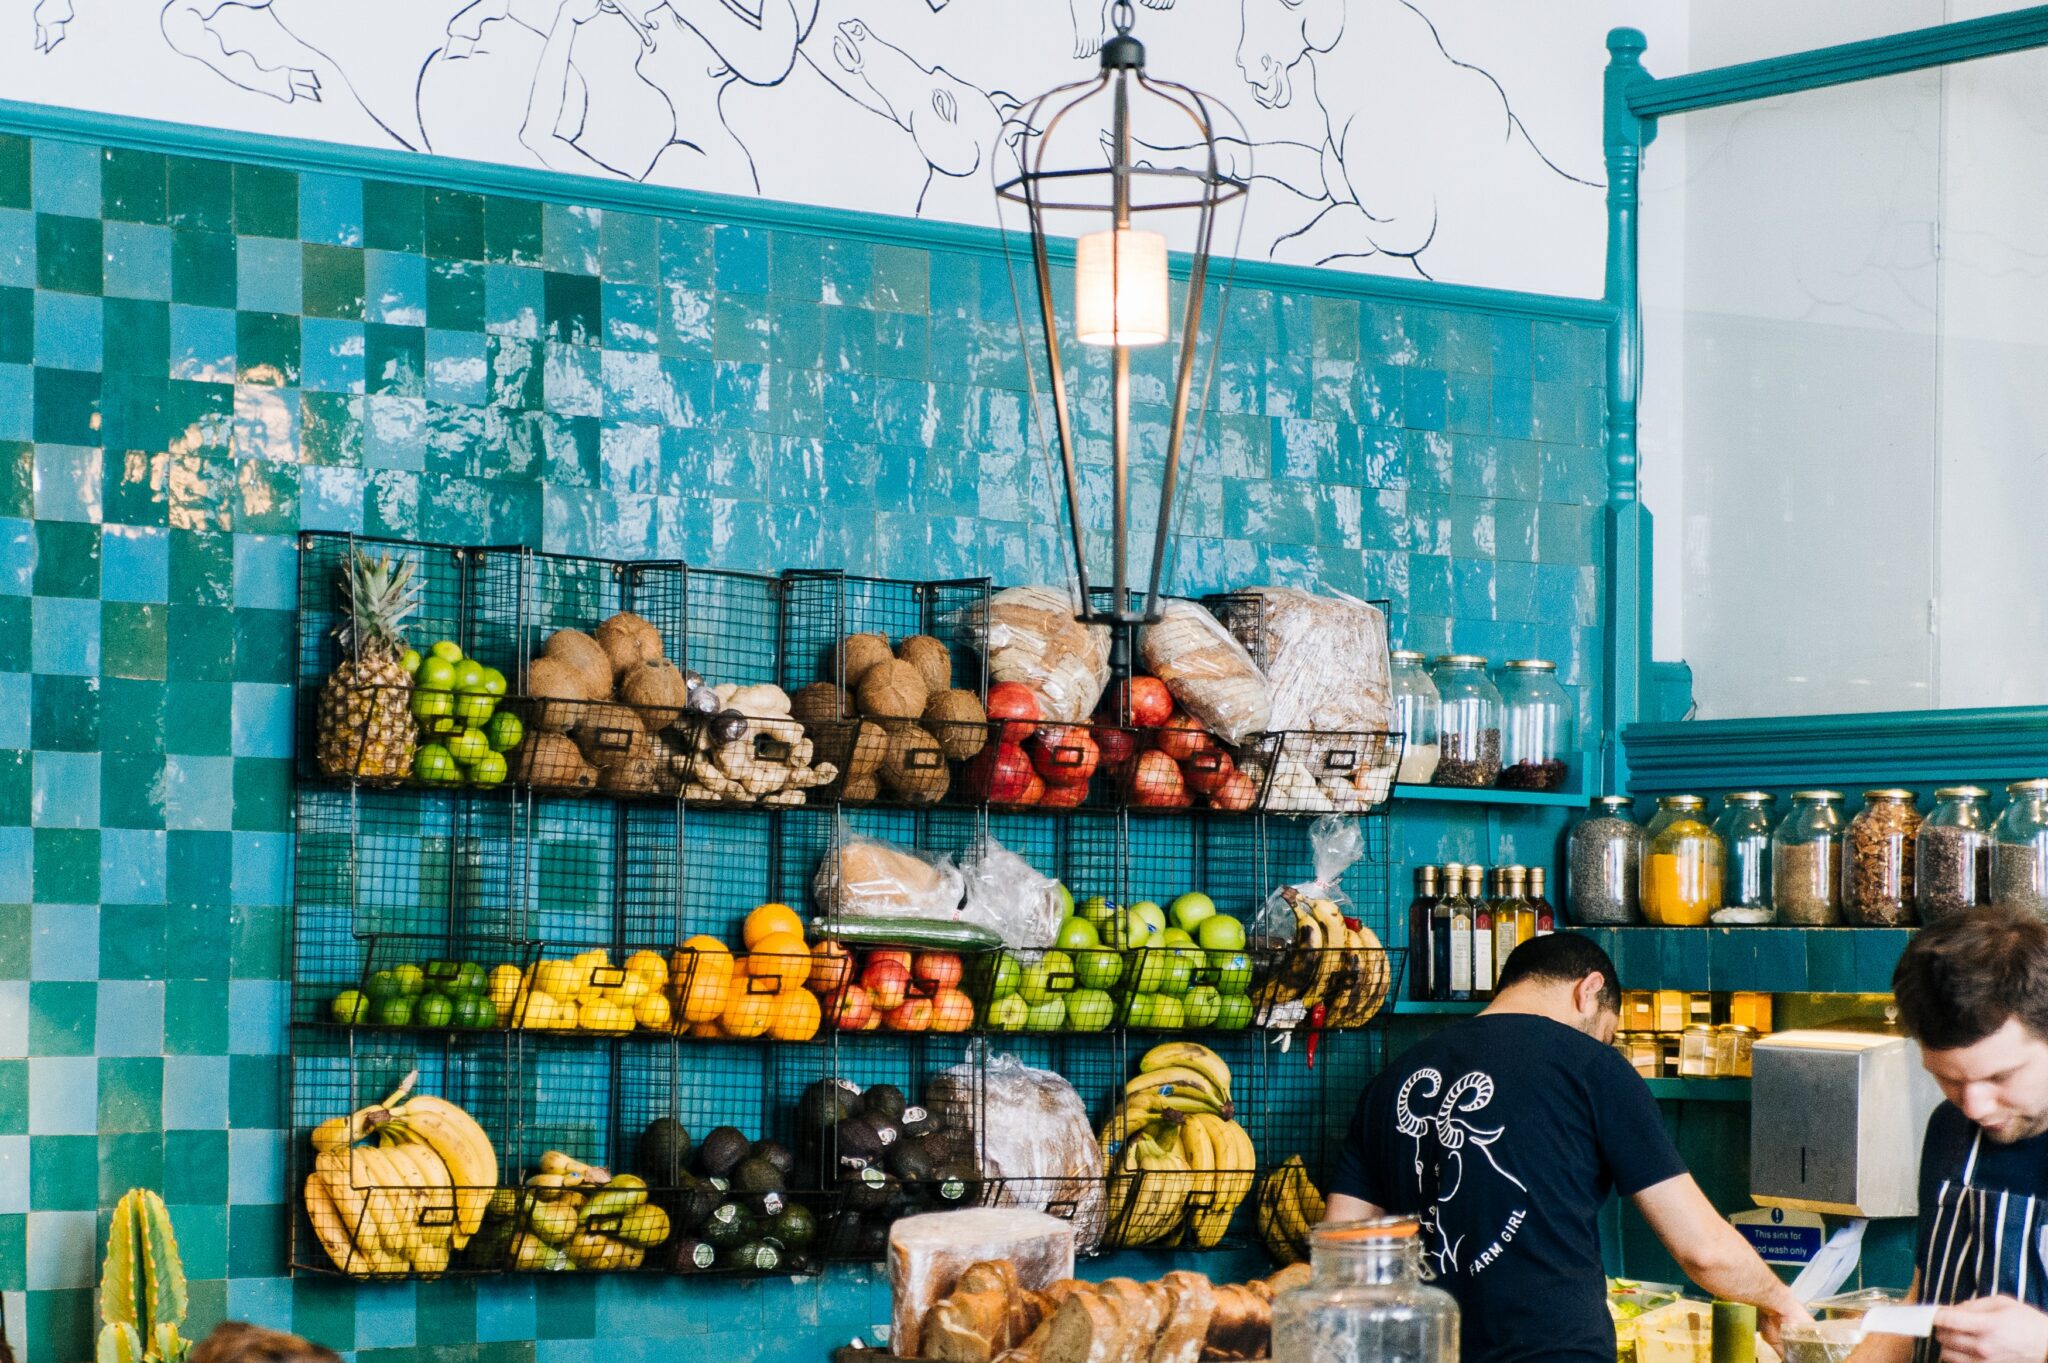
[234,312,300,388]
[362,180,424,255]
[231,164,297,239]
[427,258,484,332]
[236,235,302,315]
[0,135,28,211]
[543,272,600,348]
[297,173,362,248]
[171,229,235,309]
[99,149,167,227]
[34,215,100,296]
[300,243,365,321]
[599,211,656,285]
[542,203,600,275]
[102,222,171,301]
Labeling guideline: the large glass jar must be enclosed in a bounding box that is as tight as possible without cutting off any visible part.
[1390,650,1441,785]
[1917,786,1992,922]
[1843,790,1922,926]
[1497,658,1573,792]
[1271,1220,1457,1363]
[1712,792,1775,923]
[1772,791,1844,925]
[1429,655,1501,788]
[1642,796,1723,926]
[1568,795,1643,925]
[1993,779,2048,916]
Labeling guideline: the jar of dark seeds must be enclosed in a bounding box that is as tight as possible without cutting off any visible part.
[1843,789,1921,926]
[1496,658,1573,792]
[1711,792,1775,922]
[1772,791,1844,925]
[1568,795,1643,925]
[1992,779,2048,916]
[1430,654,1502,788]
[1916,786,1991,922]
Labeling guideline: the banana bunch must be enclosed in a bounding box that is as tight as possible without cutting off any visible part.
[491,1151,670,1273]
[1099,1044,1257,1249]
[1250,889,1389,1029]
[302,1069,499,1279]
[1255,1156,1326,1266]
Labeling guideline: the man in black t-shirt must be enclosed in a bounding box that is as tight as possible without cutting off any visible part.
[1328,934,1804,1363]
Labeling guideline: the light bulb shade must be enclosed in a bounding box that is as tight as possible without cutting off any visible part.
[1074,229,1169,347]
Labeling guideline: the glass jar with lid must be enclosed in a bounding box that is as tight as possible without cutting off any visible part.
[1772,791,1844,925]
[1429,655,1501,788]
[1567,796,1642,925]
[1496,658,1573,792]
[1711,792,1775,923]
[1993,779,2048,916]
[1389,650,1441,785]
[1642,796,1723,927]
[1917,786,1992,922]
[1271,1219,1457,1363]
[1843,790,1922,926]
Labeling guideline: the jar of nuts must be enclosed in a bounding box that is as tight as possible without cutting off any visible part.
[1843,789,1922,926]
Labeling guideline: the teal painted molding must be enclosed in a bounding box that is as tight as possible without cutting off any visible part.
[1643,1078,1751,1103]
[1624,707,2048,792]
[1578,927,1912,993]
[0,95,1614,326]
[1629,4,2048,117]
[1393,779,1592,810]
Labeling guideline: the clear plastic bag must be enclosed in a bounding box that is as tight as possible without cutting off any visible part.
[1250,814,1364,951]
[957,836,1065,948]
[1137,599,1272,744]
[814,820,965,919]
[974,585,1112,723]
[929,1047,1105,1251]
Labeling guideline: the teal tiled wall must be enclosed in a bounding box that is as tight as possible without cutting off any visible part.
[0,122,1611,1362]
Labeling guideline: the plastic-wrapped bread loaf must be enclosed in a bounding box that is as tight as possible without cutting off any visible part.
[889,1211,1078,1358]
[982,586,1112,723]
[926,1055,1106,1250]
[1137,600,1271,744]
[1235,587,1396,811]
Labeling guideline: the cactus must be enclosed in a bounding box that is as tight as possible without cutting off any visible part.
[97,1190,192,1363]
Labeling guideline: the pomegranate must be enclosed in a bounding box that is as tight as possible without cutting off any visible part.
[1028,725,1100,785]
[985,681,1042,742]
[1156,712,1214,761]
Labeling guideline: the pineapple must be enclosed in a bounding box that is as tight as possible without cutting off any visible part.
[316,549,421,779]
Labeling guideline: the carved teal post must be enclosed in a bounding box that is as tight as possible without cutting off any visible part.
[1601,28,1655,792]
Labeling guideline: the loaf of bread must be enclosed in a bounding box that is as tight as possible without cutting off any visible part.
[1149,1272,1217,1363]
[983,586,1112,723]
[927,1056,1106,1250]
[815,836,964,919]
[1138,600,1271,744]
[889,1212,1077,1359]
[1234,587,1396,811]
[926,1291,1016,1363]
[1200,1284,1272,1362]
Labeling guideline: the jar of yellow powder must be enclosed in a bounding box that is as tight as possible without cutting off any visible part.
[1641,795,1724,926]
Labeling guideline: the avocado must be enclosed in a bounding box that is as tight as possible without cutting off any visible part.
[931,1158,981,1206]
[860,1083,907,1122]
[798,1078,863,1136]
[696,1126,752,1180]
[769,1202,817,1251]
[818,1209,864,1258]
[637,1117,693,1183]
[727,1239,782,1273]
[671,1237,717,1272]
[672,1175,723,1233]
[897,1105,938,1140]
[745,1186,788,1219]
[865,1113,902,1151]
[838,1165,896,1213]
[749,1139,796,1178]
[700,1201,753,1250]
[854,1220,890,1260]
[886,1139,936,1185]
[732,1155,785,1196]
[834,1115,886,1169]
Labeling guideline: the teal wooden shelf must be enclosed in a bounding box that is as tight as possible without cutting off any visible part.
[1644,1078,1752,1102]
[1394,783,1592,809]
[1577,926,1912,994]
[1390,1000,1488,1015]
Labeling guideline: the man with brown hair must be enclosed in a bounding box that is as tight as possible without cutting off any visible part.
[1850,906,2048,1363]
[190,1323,340,1363]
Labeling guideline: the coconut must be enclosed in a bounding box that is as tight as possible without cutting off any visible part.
[879,723,950,804]
[896,635,953,694]
[845,720,889,782]
[572,702,652,770]
[841,773,882,803]
[834,633,893,689]
[855,658,929,721]
[921,689,989,761]
[543,629,613,698]
[595,611,664,678]
[789,682,851,731]
[619,658,688,729]
[510,732,596,791]
[597,753,663,797]
[527,656,595,732]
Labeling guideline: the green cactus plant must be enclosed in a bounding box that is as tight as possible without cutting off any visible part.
[97,1190,192,1363]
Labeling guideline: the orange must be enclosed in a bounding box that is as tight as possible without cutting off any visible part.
[768,987,821,1042]
[687,1020,721,1039]
[673,943,736,1024]
[720,983,775,1038]
[743,903,804,950]
[634,992,672,1031]
[747,932,813,991]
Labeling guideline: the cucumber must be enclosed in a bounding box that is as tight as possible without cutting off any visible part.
[814,916,1002,951]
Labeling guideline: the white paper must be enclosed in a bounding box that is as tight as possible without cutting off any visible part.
[1789,1218,1868,1302]
[1861,1305,1939,1339]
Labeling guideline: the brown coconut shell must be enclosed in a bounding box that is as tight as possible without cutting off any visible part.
[846,720,889,781]
[855,658,929,721]
[834,633,893,689]
[597,753,664,797]
[879,723,950,804]
[841,773,882,802]
[922,689,989,760]
[510,732,597,791]
[595,612,664,678]
[788,682,852,731]
[572,703,652,769]
[543,629,613,698]
[896,635,953,694]
[526,656,596,732]
[619,658,688,729]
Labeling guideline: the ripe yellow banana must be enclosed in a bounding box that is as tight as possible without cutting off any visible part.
[1129,1129,1195,1246]
[1138,1042,1233,1098]
[387,1095,498,1238]
[379,1136,459,1253]
[314,1148,374,1251]
[1124,1067,1230,1116]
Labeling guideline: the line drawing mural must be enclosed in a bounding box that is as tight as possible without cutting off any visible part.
[10,0,1632,297]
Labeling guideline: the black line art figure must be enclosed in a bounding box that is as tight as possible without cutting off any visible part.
[1068,0,1172,60]
[804,15,1024,219]
[31,0,72,52]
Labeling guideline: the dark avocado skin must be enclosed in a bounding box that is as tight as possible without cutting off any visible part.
[696,1126,751,1178]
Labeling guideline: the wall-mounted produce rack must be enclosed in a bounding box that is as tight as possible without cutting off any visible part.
[289,531,1401,1283]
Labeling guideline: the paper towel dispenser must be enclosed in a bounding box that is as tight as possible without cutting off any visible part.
[1751,1029,1941,1217]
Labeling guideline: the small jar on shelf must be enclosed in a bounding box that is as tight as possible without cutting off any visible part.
[1992,779,2048,916]
[1496,658,1573,792]
[1642,796,1722,926]
[1843,789,1922,926]
[1772,791,1845,925]
[1917,786,1992,923]
[1390,650,1441,785]
[1567,796,1642,925]
[1711,792,1775,924]
[1429,655,1501,788]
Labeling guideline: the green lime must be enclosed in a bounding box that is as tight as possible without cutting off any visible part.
[410,688,455,721]
[416,993,455,1028]
[470,750,508,786]
[479,667,508,697]
[451,994,490,1029]
[366,969,403,1002]
[454,962,486,995]
[373,995,414,1027]
[416,743,460,782]
[331,990,369,1024]
[453,691,496,724]
[486,711,525,752]
[417,657,457,691]
[447,727,491,765]
[431,640,464,664]
[391,964,426,997]
[453,659,486,692]
[399,648,422,676]
[425,959,461,985]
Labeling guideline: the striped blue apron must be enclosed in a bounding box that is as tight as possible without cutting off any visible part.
[1915,1130,2048,1363]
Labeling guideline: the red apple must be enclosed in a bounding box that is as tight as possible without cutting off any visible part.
[930,987,975,1033]
[861,957,911,1011]
[860,1010,882,1030]
[1130,749,1188,807]
[1156,712,1215,761]
[884,997,934,1032]
[829,984,873,1031]
[986,682,1042,743]
[1038,779,1089,809]
[1182,749,1236,797]
[1028,726,1099,785]
[865,948,912,972]
[1018,771,1046,805]
[807,940,855,994]
[962,740,1036,803]
[1210,767,1259,812]
[912,952,964,991]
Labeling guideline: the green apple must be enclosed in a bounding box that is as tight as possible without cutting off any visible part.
[1019,951,1074,1004]
[470,750,508,785]
[986,994,1029,1030]
[1160,927,1196,949]
[1128,901,1168,935]
[1024,997,1067,1032]
[453,691,497,724]
[1119,918,1157,952]
[1077,894,1116,925]
[1131,948,1171,994]
[415,743,460,782]
[1065,989,1114,1032]
[1149,995,1185,1029]
[453,659,487,693]
[1196,914,1246,952]
[1054,916,1100,951]
[1159,952,1196,997]
[1125,993,1162,1028]
[1215,994,1254,1029]
[1182,985,1222,1028]
[1170,892,1217,932]
[1074,948,1123,990]
[1055,882,1075,919]
[987,954,1022,998]
[1211,951,1254,996]
[478,666,508,697]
